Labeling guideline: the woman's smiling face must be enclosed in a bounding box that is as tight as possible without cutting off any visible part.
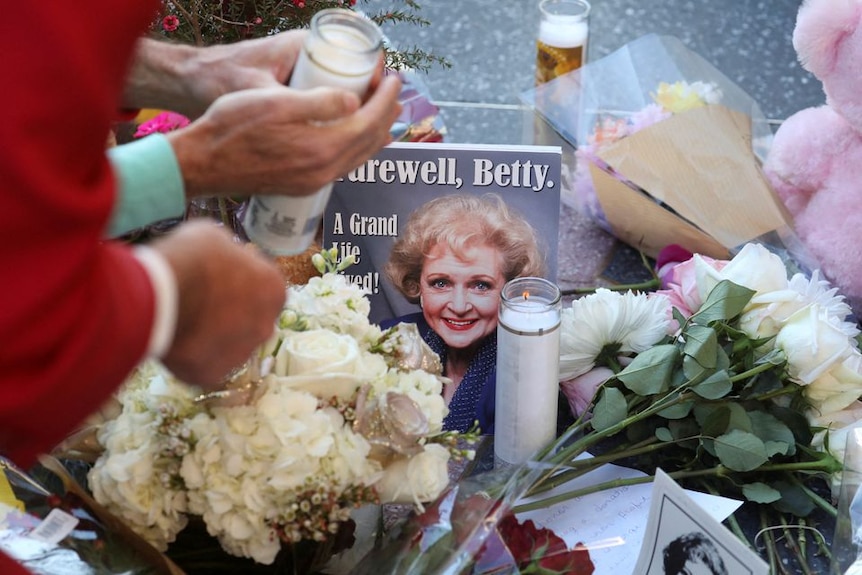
[419,241,506,350]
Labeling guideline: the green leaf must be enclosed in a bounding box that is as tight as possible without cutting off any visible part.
[696,403,730,436]
[656,427,673,442]
[591,387,628,432]
[617,345,679,396]
[749,410,795,457]
[756,348,787,367]
[725,403,753,433]
[691,280,755,325]
[672,307,687,329]
[773,480,816,517]
[683,325,719,368]
[741,482,781,504]
[668,419,701,442]
[770,405,814,446]
[714,430,769,472]
[691,370,732,400]
[682,355,711,386]
[658,400,694,420]
[697,402,752,435]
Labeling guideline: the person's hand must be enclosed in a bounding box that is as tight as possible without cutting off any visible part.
[123,32,307,118]
[150,220,286,388]
[168,73,403,198]
[170,32,310,118]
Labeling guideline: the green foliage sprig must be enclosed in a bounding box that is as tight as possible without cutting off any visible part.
[155,0,450,72]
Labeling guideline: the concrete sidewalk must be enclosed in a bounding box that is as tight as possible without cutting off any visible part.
[368,0,823,144]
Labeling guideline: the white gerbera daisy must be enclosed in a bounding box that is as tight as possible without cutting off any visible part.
[559,288,672,380]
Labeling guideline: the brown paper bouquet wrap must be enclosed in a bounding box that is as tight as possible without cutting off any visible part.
[522,34,813,266]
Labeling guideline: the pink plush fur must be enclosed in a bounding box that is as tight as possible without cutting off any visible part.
[764,0,862,313]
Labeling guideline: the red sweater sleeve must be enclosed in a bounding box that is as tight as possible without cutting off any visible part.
[0,3,160,468]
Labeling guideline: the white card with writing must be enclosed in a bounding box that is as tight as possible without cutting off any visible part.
[514,458,743,574]
[633,468,768,575]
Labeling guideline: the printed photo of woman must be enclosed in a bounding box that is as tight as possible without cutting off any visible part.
[383,193,546,433]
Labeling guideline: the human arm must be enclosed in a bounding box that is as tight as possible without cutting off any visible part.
[110,34,401,230]
[121,34,306,119]
[106,134,186,236]
[0,1,287,468]
[167,79,402,198]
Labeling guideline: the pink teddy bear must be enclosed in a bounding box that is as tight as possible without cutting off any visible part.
[763,0,862,314]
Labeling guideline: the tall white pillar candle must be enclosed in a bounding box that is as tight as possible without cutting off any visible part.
[494,277,562,465]
[243,9,383,255]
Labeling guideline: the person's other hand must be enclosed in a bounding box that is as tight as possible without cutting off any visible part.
[169,73,403,198]
[151,220,286,388]
[171,32,308,118]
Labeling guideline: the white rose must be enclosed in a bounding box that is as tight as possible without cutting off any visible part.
[374,443,450,505]
[275,329,360,375]
[738,289,806,342]
[775,305,855,384]
[272,330,386,398]
[714,243,790,301]
[809,401,862,498]
[805,351,862,414]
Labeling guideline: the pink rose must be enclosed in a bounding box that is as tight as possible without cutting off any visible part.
[560,367,615,418]
[655,246,727,319]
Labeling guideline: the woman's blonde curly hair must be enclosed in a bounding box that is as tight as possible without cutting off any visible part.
[384,193,546,304]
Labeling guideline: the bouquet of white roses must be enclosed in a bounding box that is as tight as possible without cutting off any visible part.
[86,249,474,568]
[535,242,860,571]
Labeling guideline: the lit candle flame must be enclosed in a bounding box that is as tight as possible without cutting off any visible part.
[522,291,530,300]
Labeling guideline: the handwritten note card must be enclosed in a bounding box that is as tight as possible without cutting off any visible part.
[514,459,742,574]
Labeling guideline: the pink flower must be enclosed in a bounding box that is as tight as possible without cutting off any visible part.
[134,112,190,138]
[162,15,179,32]
[560,367,615,418]
[654,246,727,319]
[655,244,693,287]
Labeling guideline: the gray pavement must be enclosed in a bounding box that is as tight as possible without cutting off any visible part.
[367,0,824,144]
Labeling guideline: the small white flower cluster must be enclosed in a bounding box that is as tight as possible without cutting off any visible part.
[89,267,461,565]
[88,363,198,551]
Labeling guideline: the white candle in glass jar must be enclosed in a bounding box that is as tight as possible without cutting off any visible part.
[290,22,380,95]
[243,10,382,256]
[494,278,562,465]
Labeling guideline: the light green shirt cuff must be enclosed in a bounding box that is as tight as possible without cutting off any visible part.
[106,134,186,237]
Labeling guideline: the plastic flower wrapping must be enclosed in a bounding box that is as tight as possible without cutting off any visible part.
[521,34,814,270]
[83,249,475,569]
[0,456,184,574]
